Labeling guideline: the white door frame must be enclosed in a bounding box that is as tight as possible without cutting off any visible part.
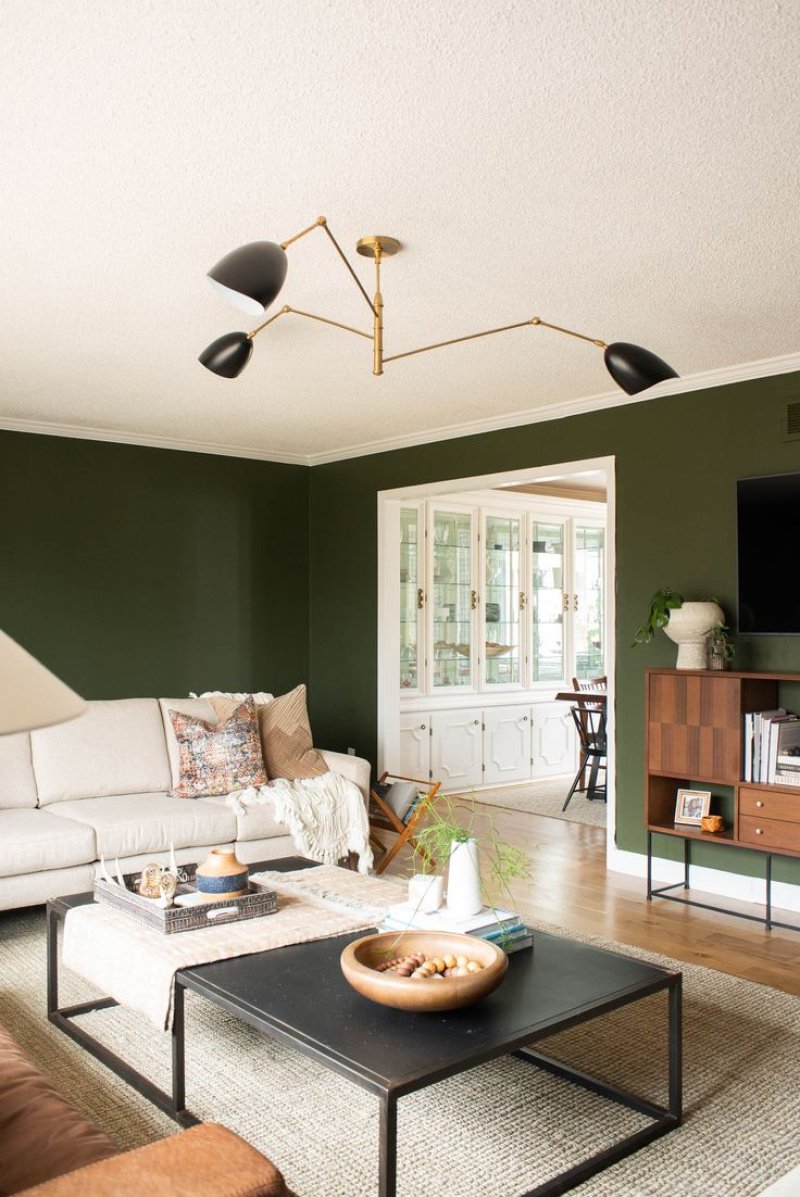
[377,454,617,865]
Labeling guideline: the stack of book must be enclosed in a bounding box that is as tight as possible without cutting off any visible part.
[379,901,533,953]
[743,709,800,784]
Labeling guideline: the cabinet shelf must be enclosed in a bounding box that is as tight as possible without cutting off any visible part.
[645,668,800,932]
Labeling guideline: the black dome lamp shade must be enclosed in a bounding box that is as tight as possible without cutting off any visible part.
[198,331,253,378]
[206,241,288,316]
[603,342,679,395]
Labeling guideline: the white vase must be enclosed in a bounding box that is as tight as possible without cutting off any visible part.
[446,838,483,918]
[664,602,725,670]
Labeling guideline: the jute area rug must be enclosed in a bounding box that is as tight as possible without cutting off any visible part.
[1,909,798,1197]
[457,777,607,828]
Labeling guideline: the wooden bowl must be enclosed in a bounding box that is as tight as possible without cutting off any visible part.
[340,930,508,1012]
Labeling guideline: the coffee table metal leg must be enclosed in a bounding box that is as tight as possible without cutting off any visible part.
[173,980,187,1114]
[379,1091,398,1197]
[668,973,682,1122]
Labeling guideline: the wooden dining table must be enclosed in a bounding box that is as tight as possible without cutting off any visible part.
[554,689,607,705]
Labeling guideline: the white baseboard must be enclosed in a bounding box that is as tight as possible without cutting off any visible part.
[607,843,800,916]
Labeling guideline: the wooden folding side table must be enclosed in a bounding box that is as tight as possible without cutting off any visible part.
[369,771,441,875]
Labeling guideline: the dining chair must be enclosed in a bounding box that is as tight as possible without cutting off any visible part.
[563,705,607,810]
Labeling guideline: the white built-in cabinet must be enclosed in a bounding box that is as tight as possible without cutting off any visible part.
[393,490,606,787]
[398,701,576,788]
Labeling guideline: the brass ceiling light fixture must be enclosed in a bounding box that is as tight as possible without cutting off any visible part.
[199,216,679,394]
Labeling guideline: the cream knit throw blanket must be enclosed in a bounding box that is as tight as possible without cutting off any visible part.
[227,772,374,874]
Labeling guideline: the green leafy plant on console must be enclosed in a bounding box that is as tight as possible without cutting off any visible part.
[632,587,684,647]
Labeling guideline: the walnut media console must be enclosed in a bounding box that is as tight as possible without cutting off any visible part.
[645,667,800,932]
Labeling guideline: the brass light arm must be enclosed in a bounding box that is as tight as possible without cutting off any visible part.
[247,307,291,340]
[383,319,540,364]
[279,216,328,250]
[278,216,378,318]
[319,222,378,317]
[532,317,607,349]
[249,304,372,343]
[383,316,607,364]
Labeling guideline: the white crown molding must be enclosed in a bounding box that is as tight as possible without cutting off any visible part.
[308,348,800,464]
[1,349,798,467]
[0,417,308,466]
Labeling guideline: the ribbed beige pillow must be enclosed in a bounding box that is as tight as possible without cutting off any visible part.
[258,684,328,780]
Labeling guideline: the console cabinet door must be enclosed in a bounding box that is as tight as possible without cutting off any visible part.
[430,708,483,789]
[398,713,431,780]
[531,702,576,778]
[483,705,531,785]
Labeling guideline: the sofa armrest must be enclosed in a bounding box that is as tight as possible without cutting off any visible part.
[320,749,371,803]
[18,1123,295,1197]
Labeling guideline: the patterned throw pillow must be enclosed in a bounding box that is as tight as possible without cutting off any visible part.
[168,698,267,798]
[258,684,328,781]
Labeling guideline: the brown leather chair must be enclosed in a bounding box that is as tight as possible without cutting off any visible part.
[0,1023,295,1196]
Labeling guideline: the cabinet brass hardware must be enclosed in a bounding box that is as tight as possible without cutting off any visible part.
[472,719,480,726]
[519,591,526,610]
[755,827,764,835]
[563,592,570,612]
[420,723,426,731]
[573,593,579,612]
[417,588,424,609]
[756,800,764,808]
[523,714,528,721]
[471,590,478,609]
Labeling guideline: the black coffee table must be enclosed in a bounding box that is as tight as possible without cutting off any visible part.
[47,861,681,1197]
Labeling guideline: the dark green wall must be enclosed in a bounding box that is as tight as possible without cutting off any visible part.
[309,371,800,884]
[0,432,310,699]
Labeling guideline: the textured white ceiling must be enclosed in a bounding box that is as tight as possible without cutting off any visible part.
[2,1,798,461]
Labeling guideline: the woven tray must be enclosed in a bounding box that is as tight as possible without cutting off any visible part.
[94,866,277,935]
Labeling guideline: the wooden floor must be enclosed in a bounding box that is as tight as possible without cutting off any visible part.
[379,800,800,996]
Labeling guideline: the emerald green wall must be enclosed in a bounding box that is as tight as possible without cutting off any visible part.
[309,371,800,884]
[0,432,309,699]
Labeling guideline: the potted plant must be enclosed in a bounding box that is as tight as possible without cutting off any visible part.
[411,793,529,923]
[708,621,735,670]
[633,588,725,670]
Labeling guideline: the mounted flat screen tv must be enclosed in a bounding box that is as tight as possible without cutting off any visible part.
[737,471,800,634]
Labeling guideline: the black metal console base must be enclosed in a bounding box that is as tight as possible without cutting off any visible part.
[646,830,800,933]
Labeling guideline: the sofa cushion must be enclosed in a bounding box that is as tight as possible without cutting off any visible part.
[31,699,171,806]
[0,809,96,877]
[257,685,327,781]
[0,1023,118,1194]
[0,732,38,810]
[47,792,237,859]
[166,698,267,799]
[203,793,288,842]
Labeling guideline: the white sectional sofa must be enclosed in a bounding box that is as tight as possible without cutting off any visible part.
[0,696,371,912]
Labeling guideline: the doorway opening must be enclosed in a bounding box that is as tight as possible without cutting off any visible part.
[377,455,616,862]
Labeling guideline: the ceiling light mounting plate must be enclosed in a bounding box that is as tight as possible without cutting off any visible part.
[356,235,402,259]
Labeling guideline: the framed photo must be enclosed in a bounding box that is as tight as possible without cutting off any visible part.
[674,788,712,827]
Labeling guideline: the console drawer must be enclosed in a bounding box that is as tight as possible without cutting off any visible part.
[739,787,800,822]
[739,814,800,853]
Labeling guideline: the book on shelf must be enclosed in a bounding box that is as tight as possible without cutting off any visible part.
[742,709,800,783]
[769,723,800,783]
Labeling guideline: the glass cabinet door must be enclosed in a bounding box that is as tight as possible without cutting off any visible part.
[573,523,605,680]
[431,508,474,690]
[399,507,421,691]
[531,520,566,683]
[484,514,521,686]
